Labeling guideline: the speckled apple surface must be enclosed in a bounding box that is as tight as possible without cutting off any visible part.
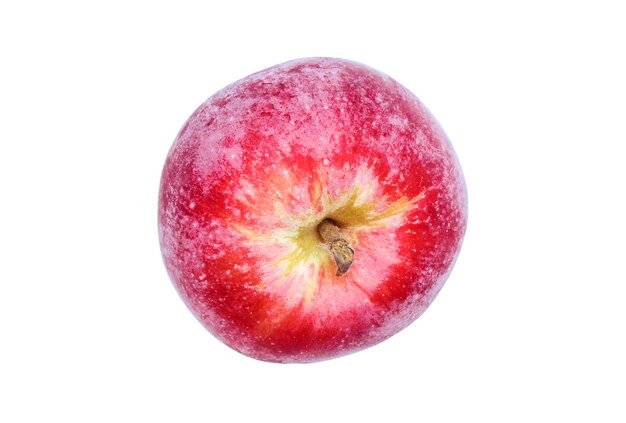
[159,58,467,363]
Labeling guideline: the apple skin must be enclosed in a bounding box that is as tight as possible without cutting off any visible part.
[159,58,467,363]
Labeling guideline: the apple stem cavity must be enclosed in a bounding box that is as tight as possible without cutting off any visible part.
[317,218,354,276]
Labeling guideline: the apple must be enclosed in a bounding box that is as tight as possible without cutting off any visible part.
[159,57,467,363]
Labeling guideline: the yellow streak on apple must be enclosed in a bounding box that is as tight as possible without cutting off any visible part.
[230,166,423,308]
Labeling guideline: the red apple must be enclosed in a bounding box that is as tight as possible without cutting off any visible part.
[159,58,467,363]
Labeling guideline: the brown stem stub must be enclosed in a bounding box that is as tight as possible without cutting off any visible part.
[317,218,354,276]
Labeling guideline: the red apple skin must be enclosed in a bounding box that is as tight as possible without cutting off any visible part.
[159,58,467,363]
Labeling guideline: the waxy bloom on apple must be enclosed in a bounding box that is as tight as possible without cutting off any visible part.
[159,58,467,363]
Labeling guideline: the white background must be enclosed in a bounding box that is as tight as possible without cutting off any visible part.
[1,1,625,421]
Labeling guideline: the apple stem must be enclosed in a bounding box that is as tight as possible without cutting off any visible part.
[317,218,354,276]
